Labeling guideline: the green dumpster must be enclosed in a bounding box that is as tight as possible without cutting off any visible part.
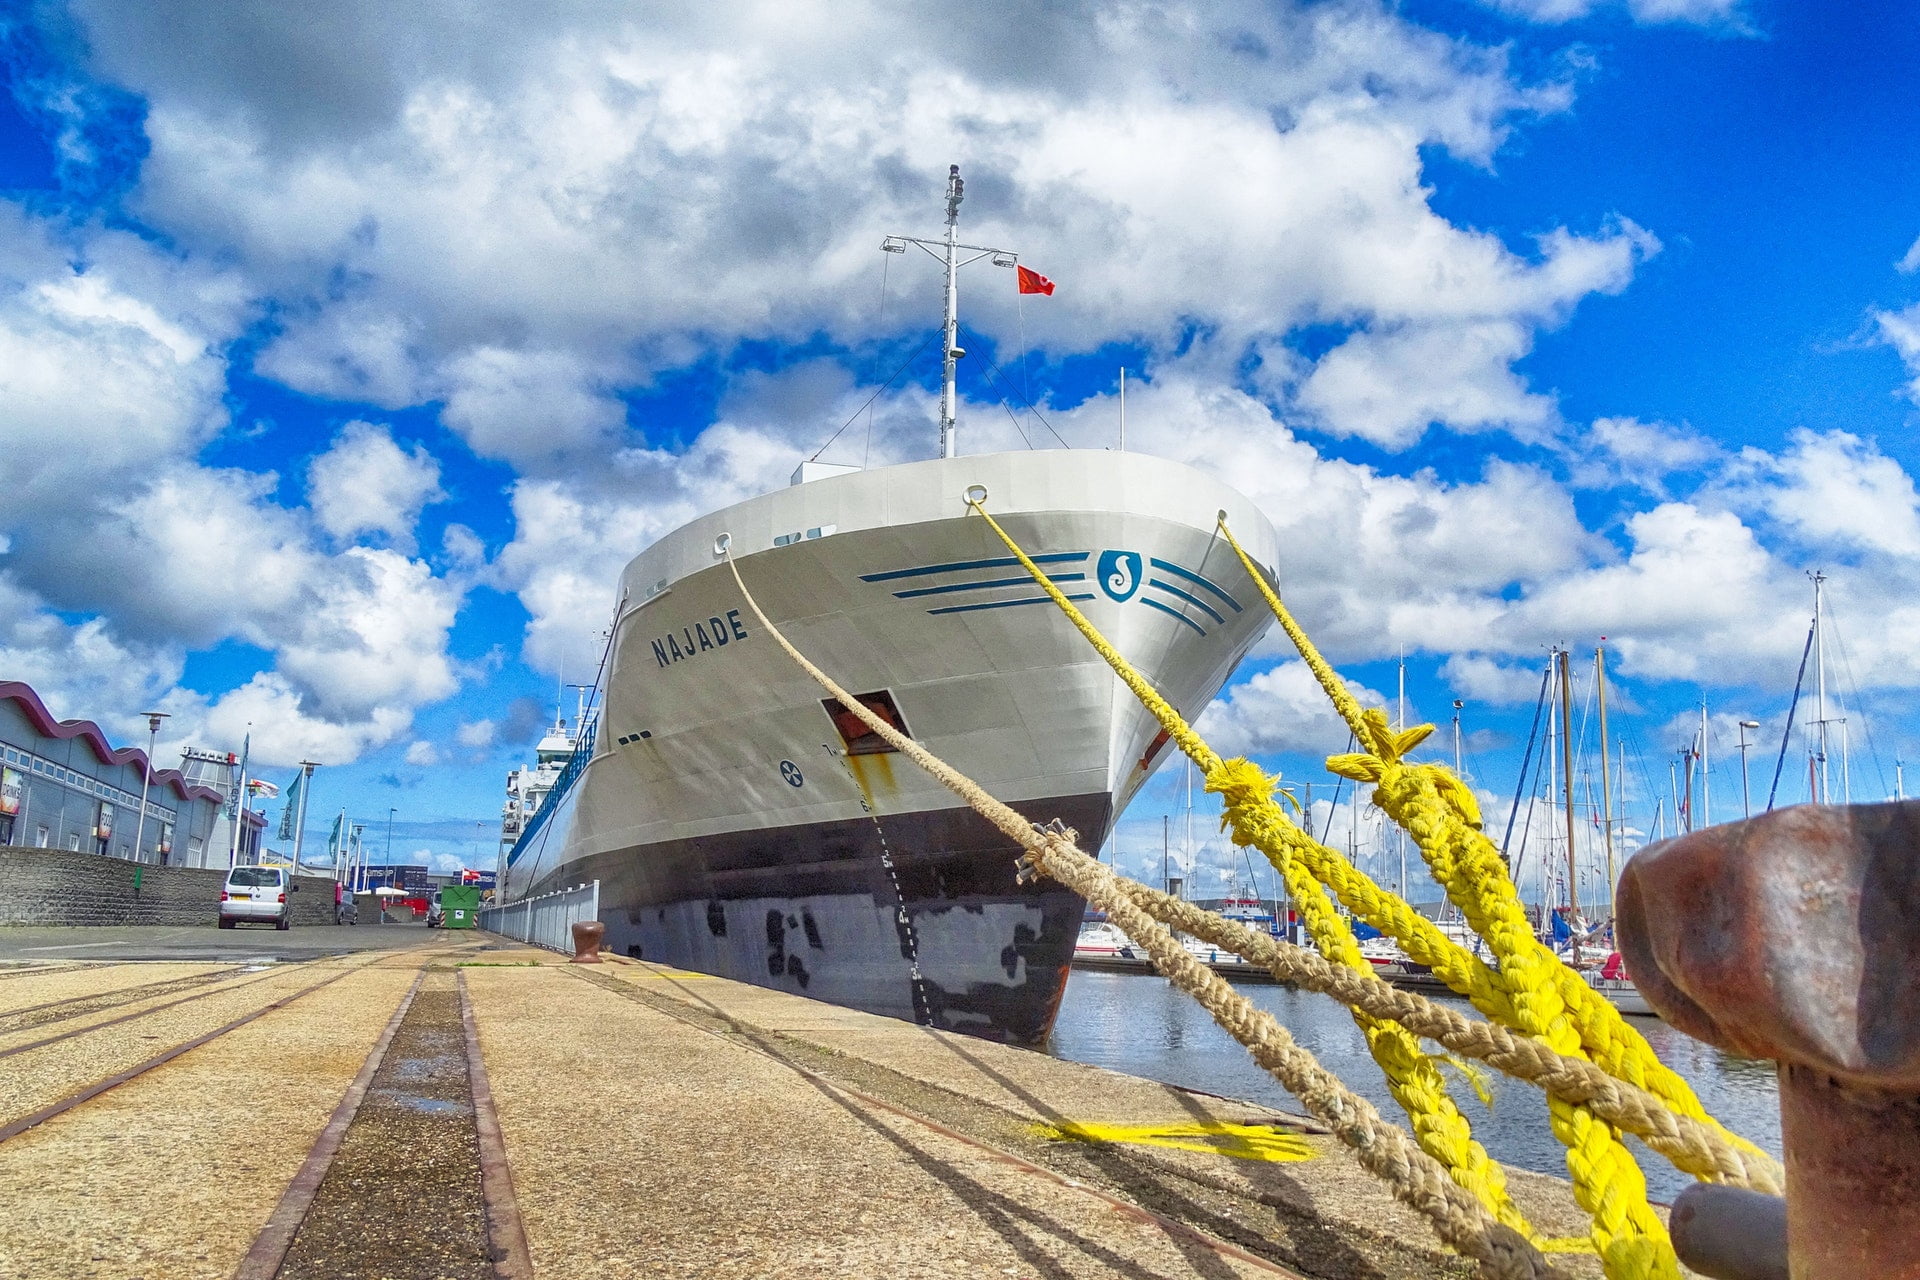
[440,884,481,930]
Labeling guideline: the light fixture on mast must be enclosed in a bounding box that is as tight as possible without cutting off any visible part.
[881,164,1021,460]
[131,711,170,864]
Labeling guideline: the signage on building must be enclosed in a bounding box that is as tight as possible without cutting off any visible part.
[461,868,497,888]
[94,800,114,840]
[0,767,20,817]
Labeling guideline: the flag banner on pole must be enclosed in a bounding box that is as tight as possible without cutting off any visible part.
[249,779,280,798]
[228,734,249,819]
[1016,265,1055,296]
[278,768,303,841]
[329,811,344,859]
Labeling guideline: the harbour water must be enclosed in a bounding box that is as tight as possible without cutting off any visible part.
[1049,969,1784,1203]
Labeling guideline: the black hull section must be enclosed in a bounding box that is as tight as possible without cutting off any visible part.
[530,792,1111,1042]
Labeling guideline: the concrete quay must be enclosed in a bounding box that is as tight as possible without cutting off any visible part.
[0,930,1613,1280]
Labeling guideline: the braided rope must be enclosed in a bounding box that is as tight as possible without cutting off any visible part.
[957,510,1528,1231]
[963,502,1688,1278]
[1114,878,1781,1195]
[721,547,1563,1280]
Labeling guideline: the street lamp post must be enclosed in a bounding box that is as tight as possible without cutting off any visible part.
[1738,720,1762,819]
[130,712,170,863]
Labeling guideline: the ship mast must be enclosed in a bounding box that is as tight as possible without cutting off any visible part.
[940,168,963,458]
[1812,569,1829,803]
[883,165,1021,459]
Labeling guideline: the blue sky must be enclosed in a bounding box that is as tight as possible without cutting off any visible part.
[3,0,1917,898]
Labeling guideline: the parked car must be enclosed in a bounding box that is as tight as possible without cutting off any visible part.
[425,888,445,928]
[220,865,296,930]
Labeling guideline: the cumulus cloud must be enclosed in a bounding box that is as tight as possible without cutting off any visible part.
[307,420,445,551]
[404,740,441,766]
[455,719,496,748]
[0,213,464,765]
[1567,416,1719,494]
[40,0,1654,469]
[1198,661,1391,757]
[1717,429,1920,559]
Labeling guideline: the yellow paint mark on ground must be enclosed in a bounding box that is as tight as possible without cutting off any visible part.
[1037,1120,1317,1163]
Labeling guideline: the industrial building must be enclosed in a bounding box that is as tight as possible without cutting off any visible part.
[0,680,263,865]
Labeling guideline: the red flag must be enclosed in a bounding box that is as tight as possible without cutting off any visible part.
[1016,265,1055,296]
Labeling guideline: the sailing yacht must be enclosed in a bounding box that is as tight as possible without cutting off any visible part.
[496,168,1280,1041]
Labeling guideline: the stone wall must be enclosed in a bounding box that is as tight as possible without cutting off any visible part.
[0,846,340,927]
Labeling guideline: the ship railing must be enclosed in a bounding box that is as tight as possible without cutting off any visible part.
[478,879,600,954]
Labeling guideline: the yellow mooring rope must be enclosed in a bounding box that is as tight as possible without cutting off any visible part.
[721,548,1568,1280]
[955,499,1762,1280]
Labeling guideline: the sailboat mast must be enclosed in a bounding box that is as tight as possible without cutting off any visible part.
[1543,686,1558,934]
[1812,570,1829,803]
[1558,648,1579,916]
[1596,644,1616,904]
[938,166,964,459]
[1396,654,1407,897]
[1699,700,1710,828]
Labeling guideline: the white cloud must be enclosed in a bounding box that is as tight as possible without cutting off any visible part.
[1442,654,1552,705]
[1718,429,1920,559]
[0,221,465,764]
[1567,416,1719,493]
[1475,0,1748,26]
[404,739,441,766]
[195,673,415,767]
[41,0,1654,474]
[1897,235,1920,275]
[307,420,445,551]
[440,347,627,471]
[455,719,496,748]
[1294,319,1556,448]
[1197,660,1391,757]
[1875,302,1920,402]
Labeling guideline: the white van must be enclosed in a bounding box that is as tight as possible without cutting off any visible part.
[220,865,294,930]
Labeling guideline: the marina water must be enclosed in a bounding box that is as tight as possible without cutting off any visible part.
[1049,969,1783,1203]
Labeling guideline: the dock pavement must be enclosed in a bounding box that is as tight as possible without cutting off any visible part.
[0,929,1614,1279]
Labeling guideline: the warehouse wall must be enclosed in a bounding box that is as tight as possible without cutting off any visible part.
[0,846,340,927]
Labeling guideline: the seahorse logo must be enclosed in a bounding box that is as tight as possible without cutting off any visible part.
[1098,550,1143,602]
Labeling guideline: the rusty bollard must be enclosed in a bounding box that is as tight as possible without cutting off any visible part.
[570,920,605,964]
[1617,801,1920,1280]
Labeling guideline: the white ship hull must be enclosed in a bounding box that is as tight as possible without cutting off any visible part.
[504,449,1279,1040]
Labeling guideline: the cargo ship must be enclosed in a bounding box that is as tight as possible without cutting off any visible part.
[497,169,1278,1041]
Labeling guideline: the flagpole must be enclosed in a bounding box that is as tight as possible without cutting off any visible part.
[228,730,251,867]
[291,762,317,876]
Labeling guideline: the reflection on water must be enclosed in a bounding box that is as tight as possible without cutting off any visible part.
[1047,970,1782,1202]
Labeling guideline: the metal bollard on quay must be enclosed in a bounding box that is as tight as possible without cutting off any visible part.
[1616,800,1920,1280]
[570,920,605,964]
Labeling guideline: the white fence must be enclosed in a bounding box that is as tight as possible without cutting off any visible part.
[479,880,600,953]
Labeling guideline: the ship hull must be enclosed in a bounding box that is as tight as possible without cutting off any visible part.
[560,791,1108,1041]
[504,450,1280,1042]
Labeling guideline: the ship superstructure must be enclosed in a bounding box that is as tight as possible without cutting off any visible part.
[499,716,583,868]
